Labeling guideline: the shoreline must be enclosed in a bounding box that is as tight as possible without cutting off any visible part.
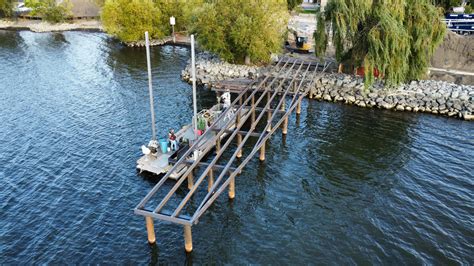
[181,55,474,121]
[0,19,187,47]
[0,19,103,33]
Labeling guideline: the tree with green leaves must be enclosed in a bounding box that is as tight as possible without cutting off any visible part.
[153,0,204,34]
[315,0,446,87]
[25,0,72,23]
[0,0,13,17]
[101,0,163,43]
[192,0,289,64]
[101,0,203,43]
[287,0,303,10]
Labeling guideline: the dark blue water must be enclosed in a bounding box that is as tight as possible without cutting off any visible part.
[1,30,473,264]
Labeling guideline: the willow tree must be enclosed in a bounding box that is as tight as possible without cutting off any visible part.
[101,0,163,42]
[192,0,289,64]
[315,0,446,87]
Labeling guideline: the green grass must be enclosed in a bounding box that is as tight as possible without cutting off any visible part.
[299,9,317,14]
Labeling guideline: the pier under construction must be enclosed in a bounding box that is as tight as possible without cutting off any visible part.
[135,56,331,252]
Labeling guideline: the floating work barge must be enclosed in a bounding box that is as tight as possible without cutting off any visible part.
[135,55,331,252]
[137,104,249,179]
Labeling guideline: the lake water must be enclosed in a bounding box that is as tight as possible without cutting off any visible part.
[0,30,473,264]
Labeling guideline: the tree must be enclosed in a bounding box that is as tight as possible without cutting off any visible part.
[25,0,72,23]
[192,0,289,64]
[0,0,13,17]
[287,0,303,10]
[153,0,204,33]
[101,0,164,43]
[315,0,446,87]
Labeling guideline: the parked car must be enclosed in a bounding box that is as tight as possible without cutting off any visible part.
[14,3,32,14]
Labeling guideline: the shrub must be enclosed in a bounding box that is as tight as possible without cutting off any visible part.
[26,0,72,23]
[101,0,163,43]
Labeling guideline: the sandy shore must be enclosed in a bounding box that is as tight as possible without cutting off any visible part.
[0,19,102,32]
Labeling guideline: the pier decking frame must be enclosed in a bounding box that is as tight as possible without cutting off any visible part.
[134,57,331,252]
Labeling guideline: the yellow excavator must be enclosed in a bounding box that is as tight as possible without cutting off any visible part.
[286,29,311,53]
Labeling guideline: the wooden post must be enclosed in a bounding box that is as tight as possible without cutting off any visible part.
[184,225,193,253]
[208,168,214,192]
[267,92,272,132]
[296,100,301,115]
[236,134,242,158]
[216,138,221,154]
[338,63,343,73]
[281,98,286,111]
[259,140,266,161]
[229,176,235,199]
[281,98,288,135]
[187,171,193,190]
[251,95,256,125]
[145,217,156,244]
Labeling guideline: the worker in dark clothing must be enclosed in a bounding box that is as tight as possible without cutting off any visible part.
[168,129,178,151]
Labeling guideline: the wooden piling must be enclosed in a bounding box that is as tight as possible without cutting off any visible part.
[208,168,214,192]
[236,103,242,159]
[251,95,256,125]
[216,138,221,154]
[145,217,156,244]
[282,116,288,135]
[184,225,193,253]
[229,176,235,199]
[267,92,272,132]
[237,134,242,158]
[259,140,266,161]
[187,171,194,190]
[296,100,301,115]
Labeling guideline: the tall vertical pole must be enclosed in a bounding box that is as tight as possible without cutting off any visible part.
[191,35,198,142]
[145,32,156,141]
[266,92,272,132]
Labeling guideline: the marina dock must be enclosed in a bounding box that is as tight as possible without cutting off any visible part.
[134,55,331,252]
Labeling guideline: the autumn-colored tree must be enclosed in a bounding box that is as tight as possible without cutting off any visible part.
[315,0,446,87]
[101,0,163,42]
[101,0,203,42]
[25,0,72,23]
[192,0,289,64]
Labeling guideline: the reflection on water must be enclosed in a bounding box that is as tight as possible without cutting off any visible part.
[0,30,473,264]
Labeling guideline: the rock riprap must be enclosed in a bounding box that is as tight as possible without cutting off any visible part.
[181,53,261,85]
[182,55,473,120]
[309,74,473,120]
